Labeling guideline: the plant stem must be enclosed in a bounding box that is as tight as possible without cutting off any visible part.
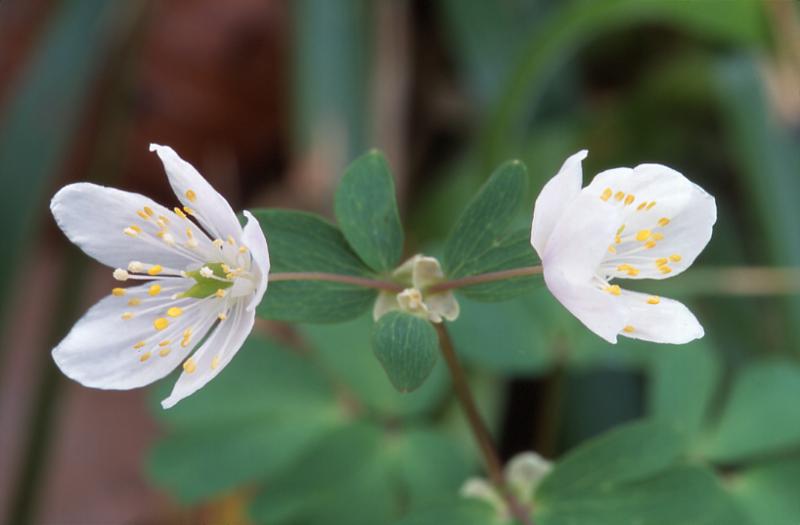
[268,265,544,294]
[435,324,534,525]
[426,266,543,294]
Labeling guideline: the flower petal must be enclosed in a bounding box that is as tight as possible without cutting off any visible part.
[161,302,254,408]
[543,266,627,343]
[50,183,200,270]
[589,164,716,280]
[150,144,242,243]
[241,210,270,311]
[617,290,704,344]
[531,150,587,257]
[52,280,206,389]
[542,189,626,283]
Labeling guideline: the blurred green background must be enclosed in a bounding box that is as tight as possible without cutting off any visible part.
[1,0,799,524]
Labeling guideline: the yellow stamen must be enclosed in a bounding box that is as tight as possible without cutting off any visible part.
[624,194,635,205]
[658,217,670,227]
[647,296,661,305]
[218,312,228,320]
[140,351,152,362]
[227,235,235,245]
[128,298,141,306]
[183,206,196,216]
[623,325,635,333]
[669,254,682,262]
[608,245,617,254]
[645,241,657,249]
[615,235,622,244]
[659,266,672,274]
[137,210,149,220]
[647,201,656,210]
[185,228,194,239]
[652,232,664,241]
[123,227,139,237]
[121,312,134,320]
[606,284,622,296]
[655,258,669,267]
[636,229,651,241]
[627,267,640,276]
[154,318,169,331]
[211,355,221,370]
[133,341,146,349]
[600,188,613,201]
[185,189,197,202]
[159,347,172,357]
[158,340,171,347]
[158,215,170,225]
[174,207,187,219]
[144,206,154,217]
[148,284,162,296]
[167,307,183,317]
[614,191,625,201]
[637,202,648,211]
[213,239,224,249]
[148,265,163,276]
[238,245,248,253]
[183,358,197,374]
[215,289,227,298]
[112,288,126,297]
[617,225,626,235]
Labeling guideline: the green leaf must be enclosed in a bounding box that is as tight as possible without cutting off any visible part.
[443,160,531,284]
[728,458,800,525]
[536,465,749,525]
[703,361,800,462]
[301,314,450,417]
[648,341,720,439]
[253,209,377,322]
[372,311,439,393]
[536,419,687,500]
[148,336,342,503]
[335,150,404,272]
[394,500,500,525]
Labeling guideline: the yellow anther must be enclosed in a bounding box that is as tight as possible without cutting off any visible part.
[608,245,617,254]
[215,289,227,298]
[617,264,633,272]
[181,338,191,348]
[131,225,142,233]
[123,227,139,237]
[158,340,171,347]
[227,235,235,245]
[617,225,626,235]
[615,235,622,244]
[158,215,170,225]
[606,284,622,296]
[148,284,162,296]
[147,265,163,276]
[645,241,657,249]
[144,206,154,217]
[183,206,196,216]
[137,210,149,220]
[174,207,187,219]
[637,202,648,211]
[167,307,183,317]
[128,298,141,306]
[218,312,228,320]
[112,287,126,297]
[121,312,134,320]
[614,191,625,201]
[656,258,669,267]
[185,189,197,202]
[624,194,635,205]
[623,325,635,333]
[600,188,612,201]
[159,347,172,357]
[212,239,224,249]
[133,341,146,349]
[669,254,682,262]
[652,232,664,241]
[238,245,248,253]
[211,355,221,370]
[183,358,197,374]
[647,296,661,305]
[659,266,672,274]
[140,351,152,362]
[658,217,670,227]
[636,229,651,241]
[185,228,193,239]
[627,267,640,276]
[154,318,169,331]
[647,201,656,210]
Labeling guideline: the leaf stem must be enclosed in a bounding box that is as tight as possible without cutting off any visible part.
[267,265,544,294]
[435,324,534,525]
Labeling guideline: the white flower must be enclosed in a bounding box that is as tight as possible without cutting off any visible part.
[373,254,459,323]
[531,150,716,344]
[50,144,270,408]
